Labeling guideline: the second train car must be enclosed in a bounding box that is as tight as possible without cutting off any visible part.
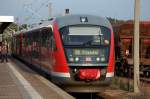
[12,14,115,92]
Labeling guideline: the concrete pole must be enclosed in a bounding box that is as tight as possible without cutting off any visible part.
[48,3,52,18]
[134,0,140,93]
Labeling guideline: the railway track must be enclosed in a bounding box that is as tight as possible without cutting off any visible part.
[70,93,104,99]
[116,76,150,83]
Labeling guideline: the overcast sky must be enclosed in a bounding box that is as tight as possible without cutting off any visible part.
[0,0,150,24]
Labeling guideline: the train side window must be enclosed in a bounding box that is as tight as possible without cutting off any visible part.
[40,27,57,50]
[46,28,52,48]
[41,29,47,47]
[47,28,57,51]
[50,28,57,51]
[41,27,52,47]
[52,37,57,51]
[48,28,56,51]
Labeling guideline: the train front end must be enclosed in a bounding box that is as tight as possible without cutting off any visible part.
[52,15,114,92]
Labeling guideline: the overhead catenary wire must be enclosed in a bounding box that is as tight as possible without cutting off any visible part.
[18,0,52,24]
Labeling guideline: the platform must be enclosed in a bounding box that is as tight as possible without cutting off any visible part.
[0,59,74,99]
[0,62,23,99]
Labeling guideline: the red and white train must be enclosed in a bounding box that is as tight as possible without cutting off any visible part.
[12,15,115,92]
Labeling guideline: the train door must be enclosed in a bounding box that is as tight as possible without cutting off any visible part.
[12,36,17,54]
[40,27,53,71]
[20,33,23,56]
[31,30,41,66]
[16,35,20,55]
[27,32,32,63]
[22,34,26,57]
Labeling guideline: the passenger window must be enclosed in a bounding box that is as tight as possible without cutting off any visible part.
[41,27,52,47]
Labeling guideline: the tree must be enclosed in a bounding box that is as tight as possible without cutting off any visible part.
[19,24,28,30]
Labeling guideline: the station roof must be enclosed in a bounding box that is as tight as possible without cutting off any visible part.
[0,16,14,33]
[113,21,150,37]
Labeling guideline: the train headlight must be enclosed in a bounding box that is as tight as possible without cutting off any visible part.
[100,57,105,62]
[69,57,74,62]
[96,57,100,61]
[75,57,79,62]
[104,40,109,45]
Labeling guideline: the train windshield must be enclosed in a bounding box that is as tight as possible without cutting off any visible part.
[59,26,111,46]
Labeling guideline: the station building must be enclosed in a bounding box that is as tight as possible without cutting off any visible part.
[114,21,150,65]
[0,16,14,45]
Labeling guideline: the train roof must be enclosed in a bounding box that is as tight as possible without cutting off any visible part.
[55,14,111,29]
[14,14,111,36]
[14,20,54,36]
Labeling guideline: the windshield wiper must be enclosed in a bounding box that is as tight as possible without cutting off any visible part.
[82,39,94,46]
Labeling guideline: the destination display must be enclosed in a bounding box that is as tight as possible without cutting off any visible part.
[73,49,99,56]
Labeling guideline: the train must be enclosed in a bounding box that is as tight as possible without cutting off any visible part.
[11,14,115,92]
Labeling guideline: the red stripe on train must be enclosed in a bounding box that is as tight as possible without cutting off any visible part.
[107,26,115,73]
[52,21,70,73]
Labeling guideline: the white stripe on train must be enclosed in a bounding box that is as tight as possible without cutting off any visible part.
[51,71,114,78]
[106,72,114,77]
[51,71,71,77]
